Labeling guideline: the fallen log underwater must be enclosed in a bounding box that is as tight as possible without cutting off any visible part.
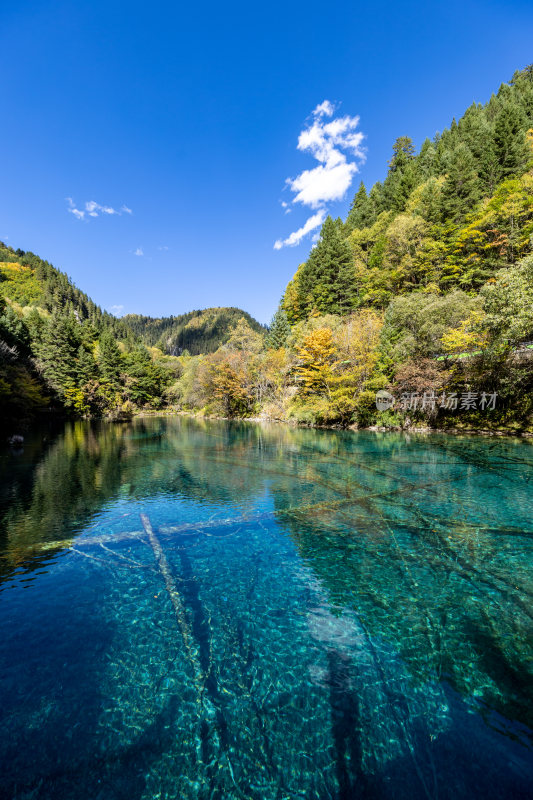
[139,512,248,796]
[21,496,533,558]
[140,512,199,684]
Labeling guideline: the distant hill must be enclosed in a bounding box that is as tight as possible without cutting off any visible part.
[0,241,266,427]
[122,308,266,355]
[0,243,132,340]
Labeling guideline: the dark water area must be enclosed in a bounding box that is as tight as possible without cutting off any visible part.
[0,417,532,799]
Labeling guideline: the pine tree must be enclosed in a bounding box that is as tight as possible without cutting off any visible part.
[123,346,164,405]
[267,306,291,349]
[345,183,372,231]
[479,136,501,196]
[296,242,322,316]
[417,138,437,179]
[440,143,481,223]
[99,330,122,387]
[389,136,416,169]
[297,217,356,316]
[367,183,384,223]
[381,137,417,211]
[493,102,528,179]
[76,345,95,384]
[36,315,80,398]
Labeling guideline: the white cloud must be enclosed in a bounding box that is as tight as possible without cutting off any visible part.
[134,247,144,256]
[158,245,169,251]
[109,304,124,315]
[67,198,132,220]
[313,100,335,118]
[274,210,326,250]
[274,101,365,248]
[288,161,357,208]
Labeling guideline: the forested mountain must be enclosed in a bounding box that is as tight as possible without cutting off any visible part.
[123,308,265,355]
[2,66,532,433]
[170,66,533,431]
[0,244,179,426]
[0,244,132,339]
[283,66,533,319]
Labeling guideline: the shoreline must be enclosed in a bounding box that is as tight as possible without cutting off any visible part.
[5,409,531,441]
[134,409,533,438]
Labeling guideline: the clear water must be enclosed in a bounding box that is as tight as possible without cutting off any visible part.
[1,417,532,800]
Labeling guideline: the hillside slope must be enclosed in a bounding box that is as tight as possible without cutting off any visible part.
[123,308,265,356]
[164,67,532,431]
[0,244,264,427]
[0,245,132,340]
[283,66,533,321]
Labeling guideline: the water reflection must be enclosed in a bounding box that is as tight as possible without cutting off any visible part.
[0,417,532,798]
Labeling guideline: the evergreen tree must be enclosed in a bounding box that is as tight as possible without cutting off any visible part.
[390,136,416,168]
[297,217,357,316]
[0,305,31,355]
[417,138,437,179]
[440,143,481,223]
[76,345,96,384]
[479,136,501,196]
[267,306,291,349]
[381,137,417,211]
[493,102,528,179]
[36,315,80,399]
[99,330,122,387]
[345,183,373,231]
[123,346,165,405]
[368,182,384,222]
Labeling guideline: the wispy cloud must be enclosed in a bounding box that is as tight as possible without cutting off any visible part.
[67,198,133,220]
[133,247,144,256]
[275,101,365,249]
[274,210,326,250]
[157,245,169,251]
[109,304,124,316]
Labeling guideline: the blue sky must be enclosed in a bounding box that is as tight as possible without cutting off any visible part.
[1,0,532,324]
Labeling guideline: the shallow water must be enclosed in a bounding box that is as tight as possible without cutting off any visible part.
[0,417,532,799]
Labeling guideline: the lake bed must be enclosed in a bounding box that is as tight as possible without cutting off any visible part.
[1,418,532,799]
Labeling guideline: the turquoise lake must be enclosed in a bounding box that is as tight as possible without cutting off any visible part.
[0,417,532,799]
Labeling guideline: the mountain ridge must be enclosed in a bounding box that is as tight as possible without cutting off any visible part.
[123,308,266,356]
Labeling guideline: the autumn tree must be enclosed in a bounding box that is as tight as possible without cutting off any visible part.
[202,350,256,417]
[295,327,336,396]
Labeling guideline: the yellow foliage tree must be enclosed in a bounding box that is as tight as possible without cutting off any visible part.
[202,350,256,417]
[440,309,488,355]
[295,327,336,396]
